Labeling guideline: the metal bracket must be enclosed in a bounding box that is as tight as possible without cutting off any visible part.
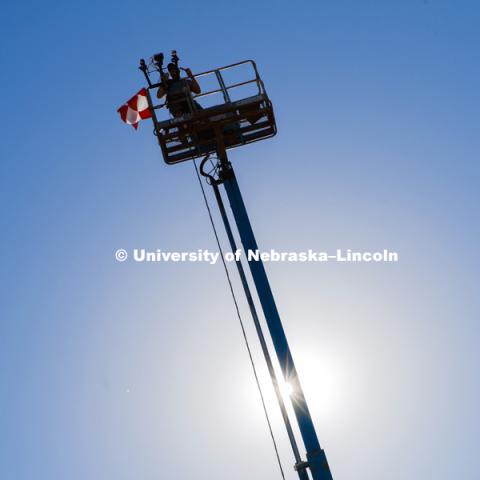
[294,460,310,472]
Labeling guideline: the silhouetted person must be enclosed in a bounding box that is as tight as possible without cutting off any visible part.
[157,63,201,117]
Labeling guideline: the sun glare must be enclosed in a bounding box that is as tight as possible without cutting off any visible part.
[295,348,346,422]
[280,380,294,401]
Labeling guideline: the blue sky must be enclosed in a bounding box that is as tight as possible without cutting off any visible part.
[1,1,479,479]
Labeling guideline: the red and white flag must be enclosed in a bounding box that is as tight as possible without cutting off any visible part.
[117,88,152,130]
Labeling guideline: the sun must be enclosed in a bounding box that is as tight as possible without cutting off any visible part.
[280,380,294,401]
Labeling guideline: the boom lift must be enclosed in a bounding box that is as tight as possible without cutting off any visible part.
[133,51,334,480]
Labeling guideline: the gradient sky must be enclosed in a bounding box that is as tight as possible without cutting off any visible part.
[1,1,479,479]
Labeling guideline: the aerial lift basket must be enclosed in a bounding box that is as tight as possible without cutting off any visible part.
[146,60,277,165]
